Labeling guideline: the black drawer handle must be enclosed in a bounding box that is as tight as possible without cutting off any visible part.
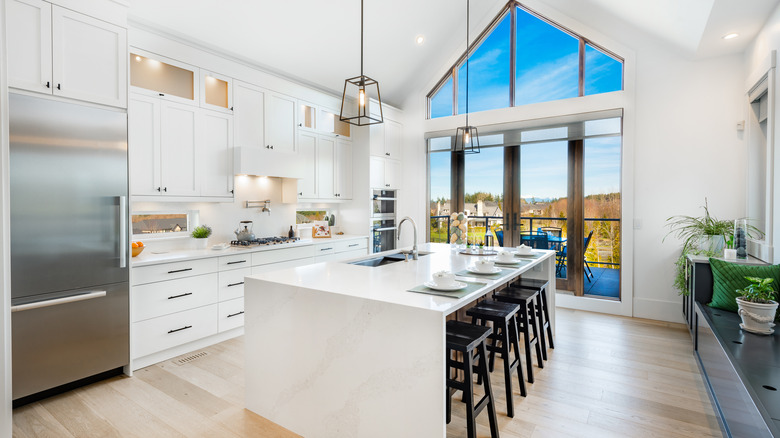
[321,247,333,251]
[168,325,192,334]
[167,268,193,274]
[168,292,193,300]
[349,244,359,247]
[227,311,244,318]
[226,260,246,265]
[227,281,244,287]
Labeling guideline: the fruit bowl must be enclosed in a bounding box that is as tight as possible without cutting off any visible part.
[132,246,145,257]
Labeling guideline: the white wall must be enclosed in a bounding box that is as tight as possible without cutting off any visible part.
[399,2,747,323]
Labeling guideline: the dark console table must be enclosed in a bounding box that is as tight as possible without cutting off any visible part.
[685,255,780,437]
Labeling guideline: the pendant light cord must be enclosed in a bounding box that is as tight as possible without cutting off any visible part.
[360,0,364,79]
[465,0,470,126]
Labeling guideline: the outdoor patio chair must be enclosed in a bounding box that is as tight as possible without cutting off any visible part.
[520,233,548,249]
[555,230,595,282]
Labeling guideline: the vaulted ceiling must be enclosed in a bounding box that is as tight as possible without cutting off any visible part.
[128,0,780,108]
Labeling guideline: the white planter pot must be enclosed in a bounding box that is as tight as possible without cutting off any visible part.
[736,297,778,335]
[698,235,725,255]
[193,238,208,250]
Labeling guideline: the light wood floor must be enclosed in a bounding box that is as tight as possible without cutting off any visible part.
[13,308,722,438]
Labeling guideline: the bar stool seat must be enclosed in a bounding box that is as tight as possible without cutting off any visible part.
[492,287,544,383]
[446,320,500,438]
[466,300,526,418]
[510,278,554,356]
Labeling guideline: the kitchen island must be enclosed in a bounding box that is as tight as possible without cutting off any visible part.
[244,243,556,438]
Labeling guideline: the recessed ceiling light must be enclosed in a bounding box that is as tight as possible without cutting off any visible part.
[722,33,739,40]
[135,55,141,61]
[415,35,425,45]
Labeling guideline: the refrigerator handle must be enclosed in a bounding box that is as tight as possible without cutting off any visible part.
[11,291,107,313]
[119,195,127,268]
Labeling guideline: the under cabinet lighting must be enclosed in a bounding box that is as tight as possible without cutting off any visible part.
[722,33,739,40]
[416,35,425,45]
[135,55,141,62]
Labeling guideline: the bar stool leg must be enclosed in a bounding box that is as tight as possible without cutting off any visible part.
[499,319,515,418]
[508,315,527,397]
[540,288,555,350]
[528,300,544,369]
[517,303,535,383]
[477,342,500,438]
[535,294,548,360]
[462,349,476,438]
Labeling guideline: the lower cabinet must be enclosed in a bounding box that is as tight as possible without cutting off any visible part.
[133,304,218,359]
[218,298,245,333]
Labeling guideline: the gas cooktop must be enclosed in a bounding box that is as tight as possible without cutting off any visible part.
[230,236,300,247]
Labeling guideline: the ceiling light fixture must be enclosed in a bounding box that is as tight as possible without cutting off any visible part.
[722,33,739,40]
[339,0,383,126]
[416,35,425,45]
[454,0,479,154]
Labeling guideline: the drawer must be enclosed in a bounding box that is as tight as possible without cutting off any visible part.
[252,258,312,275]
[252,245,316,266]
[334,239,367,253]
[133,304,218,359]
[317,248,367,263]
[133,257,218,285]
[313,244,336,256]
[218,253,251,271]
[218,297,244,332]
[218,267,251,301]
[132,273,218,322]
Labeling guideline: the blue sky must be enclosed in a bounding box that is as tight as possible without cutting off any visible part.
[428,6,623,202]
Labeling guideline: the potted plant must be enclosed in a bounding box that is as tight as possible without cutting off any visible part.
[191,225,212,249]
[736,276,778,334]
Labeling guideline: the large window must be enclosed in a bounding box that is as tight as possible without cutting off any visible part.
[428,1,624,118]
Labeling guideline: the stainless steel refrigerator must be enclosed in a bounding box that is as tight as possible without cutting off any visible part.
[9,93,129,403]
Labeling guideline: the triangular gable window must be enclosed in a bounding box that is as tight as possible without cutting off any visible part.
[428,2,623,119]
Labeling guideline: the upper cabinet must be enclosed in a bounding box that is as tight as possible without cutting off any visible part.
[370,119,402,159]
[130,50,198,106]
[7,0,127,108]
[201,70,233,114]
[294,133,353,202]
[233,81,297,154]
[297,101,351,138]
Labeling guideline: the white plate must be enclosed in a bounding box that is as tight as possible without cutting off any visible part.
[424,281,467,291]
[466,266,502,275]
[211,243,230,250]
[495,259,521,265]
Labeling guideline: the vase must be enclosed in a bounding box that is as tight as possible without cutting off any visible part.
[698,235,725,255]
[736,297,778,334]
[734,218,748,259]
[193,238,208,250]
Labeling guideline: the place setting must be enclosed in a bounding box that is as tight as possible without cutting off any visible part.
[492,250,528,267]
[455,259,516,279]
[514,244,542,259]
[407,270,487,298]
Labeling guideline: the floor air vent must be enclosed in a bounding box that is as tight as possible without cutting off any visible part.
[172,351,209,365]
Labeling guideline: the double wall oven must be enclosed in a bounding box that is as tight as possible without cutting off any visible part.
[371,189,396,253]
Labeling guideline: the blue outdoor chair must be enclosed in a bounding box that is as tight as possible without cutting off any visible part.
[520,233,548,249]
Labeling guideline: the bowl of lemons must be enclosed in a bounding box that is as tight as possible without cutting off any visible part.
[131,241,145,257]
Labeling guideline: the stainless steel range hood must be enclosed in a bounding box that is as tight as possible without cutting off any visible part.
[234,147,304,178]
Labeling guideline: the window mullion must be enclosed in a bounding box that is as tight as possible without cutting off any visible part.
[509,5,516,107]
[578,38,585,97]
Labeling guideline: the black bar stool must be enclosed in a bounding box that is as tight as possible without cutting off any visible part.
[446,320,500,438]
[466,300,526,418]
[492,288,544,383]
[511,278,554,357]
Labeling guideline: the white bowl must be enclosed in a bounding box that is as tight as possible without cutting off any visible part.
[432,271,456,288]
[474,260,495,272]
[496,252,515,263]
[516,245,533,255]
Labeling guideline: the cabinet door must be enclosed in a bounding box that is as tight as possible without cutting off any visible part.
[370,156,385,189]
[160,101,198,196]
[335,139,353,199]
[370,123,385,157]
[233,81,265,148]
[384,120,402,159]
[199,110,234,197]
[297,132,318,199]
[385,158,401,189]
[266,93,297,153]
[201,70,233,114]
[317,137,336,199]
[6,0,52,94]
[128,94,161,196]
[52,6,127,108]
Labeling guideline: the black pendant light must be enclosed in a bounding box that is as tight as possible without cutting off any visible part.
[339,0,383,126]
[454,0,480,154]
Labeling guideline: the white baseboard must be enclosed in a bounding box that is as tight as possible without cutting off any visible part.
[130,327,243,371]
[632,297,684,323]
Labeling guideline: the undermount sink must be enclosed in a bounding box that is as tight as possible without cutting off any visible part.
[347,251,431,267]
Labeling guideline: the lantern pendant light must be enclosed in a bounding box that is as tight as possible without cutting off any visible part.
[339,0,383,126]
[454,0,480,154]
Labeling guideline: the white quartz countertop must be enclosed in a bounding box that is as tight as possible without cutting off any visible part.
[131,234,368,267]
[247,242,555,315]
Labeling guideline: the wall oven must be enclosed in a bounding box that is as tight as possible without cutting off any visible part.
[371,190,396,253]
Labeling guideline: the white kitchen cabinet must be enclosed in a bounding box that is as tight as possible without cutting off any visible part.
[7,0,127,108]
[6,0,52,94]
[370,156,401,189]
[160,101,199,196]
[265,92,297,153]
[335,139,353,199]
[129,94,162,196]
[200,70,233,114]
[130,49,198,106]
[317,136,336,199]
[199,110,234,197]
[297,132,318,199]
[370,119,402,159]
[233,80,265,148]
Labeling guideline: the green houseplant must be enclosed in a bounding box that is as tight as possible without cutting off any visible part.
[191,225,212,249]
[736,276,778,334]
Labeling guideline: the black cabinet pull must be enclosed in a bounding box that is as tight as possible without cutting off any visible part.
[45,81,50,88]
[163,187,167,192]
[298,192,303,196]
[157,187,161,192]
[226,260,246,265]
[385,184,390,187]
[321,247,333,251]
[227,281,244,287]
[159,93,164,96]
[227,311,244,318]
[167,268,193,274]
[230,189,234,194]
[385,152,390,156]
[56,83,61,90]
[230,106,234,111]
[168,325,192,334]
[270,145,274,149]
[168,292,192,300]
[349,244,359,247]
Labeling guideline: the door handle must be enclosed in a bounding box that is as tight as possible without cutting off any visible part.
[227,311,245,318]
[11,291,106,313]
[167,268,193,274]
[168,292,193,300]
[168,325,192,334]
[119,195,127,268]
[226,260,246,265]
[227,282,244,287]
